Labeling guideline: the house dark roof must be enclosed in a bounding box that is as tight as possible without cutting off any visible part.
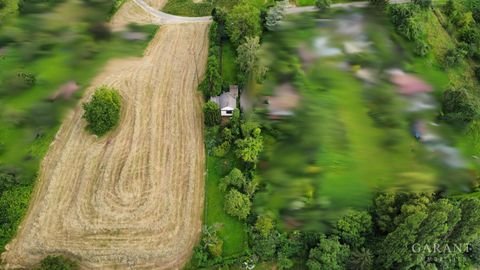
[210,85,238,110]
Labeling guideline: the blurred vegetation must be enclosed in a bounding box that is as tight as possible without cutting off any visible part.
[0,0,157,251]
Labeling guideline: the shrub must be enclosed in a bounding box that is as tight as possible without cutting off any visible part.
[199,55,222,98]
[212,141,230,157]
[414,39,430,57]
[369,0,389,7]
[475,66,480,82]
[443,47,467,67]
[0,72,36,96]
[224,188,251,220]
[219,168,245,192]
[37,255,79,270]
[412,0,431,9]
[255,215,274,237]
[82,86,121,136]
[315,0,331,12]
[203,101,221,127]
[442,87,480,123]
[458,27,480,45]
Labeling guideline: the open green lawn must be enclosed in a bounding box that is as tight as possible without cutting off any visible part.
[162,0,273,16]
[221,41,238,86]
[309,64,436,212]
[205,156,247,256]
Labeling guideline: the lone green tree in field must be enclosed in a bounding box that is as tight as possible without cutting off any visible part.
[203,100,221,127]
[83,86,121,136]
[226,2,262,46]
[224,188,251,220]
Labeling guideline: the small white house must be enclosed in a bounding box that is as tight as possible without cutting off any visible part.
[210,85,239,117]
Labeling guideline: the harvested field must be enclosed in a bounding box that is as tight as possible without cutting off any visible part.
[1,20,210,270]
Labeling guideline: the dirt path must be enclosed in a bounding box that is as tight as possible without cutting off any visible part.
[1,13,209,270]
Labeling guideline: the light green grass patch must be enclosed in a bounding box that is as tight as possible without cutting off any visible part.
[205,156,247,256]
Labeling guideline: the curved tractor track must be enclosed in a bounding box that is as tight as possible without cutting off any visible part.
[1,0,209,268]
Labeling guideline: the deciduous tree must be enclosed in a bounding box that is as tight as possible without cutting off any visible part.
[226,3,262,46]
[82,86,121,136]
[224,188,251,219]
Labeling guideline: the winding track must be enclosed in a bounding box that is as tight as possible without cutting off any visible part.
[1,0,209,269]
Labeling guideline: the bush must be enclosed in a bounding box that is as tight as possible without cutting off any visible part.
[0,72,36,96]
[414,39,430,57]
[315,0,331,12]
[203,101,221,127]
[475,66,480,82]
[442,87,480,123]
[212,141,230,157]
[458,27,480,45]
[412,0,431,9]
[443,47,467,67]
[37,255,79,270]
[82,86,121,136]
[224,188,251,220]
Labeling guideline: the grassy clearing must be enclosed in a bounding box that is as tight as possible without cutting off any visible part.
[163,0,272,16]
[309,64,436,211]
[296,0,365,7]
[205,156,247,256]
[221,41,238,86]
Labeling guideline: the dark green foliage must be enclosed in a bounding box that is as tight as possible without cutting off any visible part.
[82,86,121,136]
[219,168,246,192]
[334,210,372,248]
[449,198,480,243]
[307,235,350,270]
[250,230,280,259]
[0,186,31,248]
[0,0,5,9]
[37,255,79,270]
[224,188,251,219]
[18,0,66,14]
[369,0,389,7]
[0,170,21,195]
[88,22,111,41]
[444,47,467,67]
[203,100,221,127]
[413,0,431,9]
[235,122,263,163]
[388,4,429,55]
[315,0,331,12]
[0,71,36,96]
[475,66,480,81]
[442,87,480,123]
[458,27,480,45]
[348,248,373,270]
[199,55,222,98]
[414,39,430,56]
[225,2,262,46]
